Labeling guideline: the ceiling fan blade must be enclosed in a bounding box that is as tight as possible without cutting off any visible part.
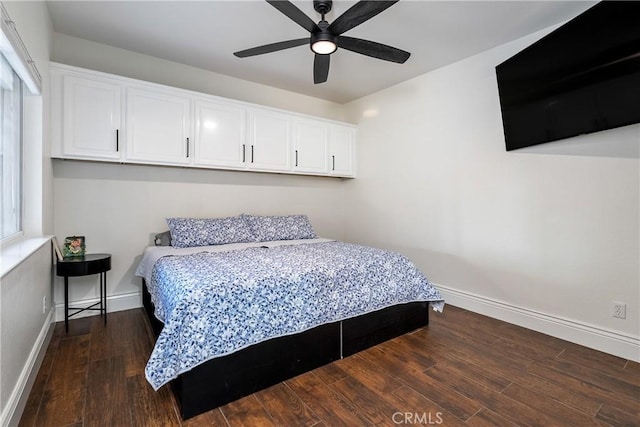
[328,1,398,35]
[234,38,309,58]
[266,0,320,33]
[314,54,330,84]
[337,36,410,63]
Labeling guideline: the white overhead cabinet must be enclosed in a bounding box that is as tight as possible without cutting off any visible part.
[330,126,356,177]
[291,120,356,177]
[50,63,356,178]
[52,72,123,160]
[194,99,246,168]
[126,87,191,165]
[248,110,291,172]
[293,119,329,175]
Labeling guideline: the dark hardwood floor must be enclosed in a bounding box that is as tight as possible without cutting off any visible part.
[19,306,639,426]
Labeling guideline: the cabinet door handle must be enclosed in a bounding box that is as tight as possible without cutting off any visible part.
[332,155,335,171]
[116,129,119,152]
[186,137,190,158]
[251,145,254,163]
[242,144,246,163]
[295,150,298,167]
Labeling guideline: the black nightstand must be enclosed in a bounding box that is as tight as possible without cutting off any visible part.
[56,253,111,332]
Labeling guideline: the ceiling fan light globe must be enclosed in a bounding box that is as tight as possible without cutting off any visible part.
[311,40,337,55]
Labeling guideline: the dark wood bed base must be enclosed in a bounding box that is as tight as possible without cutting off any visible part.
[142,279,429,419]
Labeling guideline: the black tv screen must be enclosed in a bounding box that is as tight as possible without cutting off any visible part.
[496,1,640,151]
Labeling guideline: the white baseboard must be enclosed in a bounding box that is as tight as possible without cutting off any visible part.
[2,310,55,427]
[436,283,640,362]
[54,291,141,322]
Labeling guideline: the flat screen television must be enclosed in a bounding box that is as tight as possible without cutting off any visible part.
[495,1,640,151]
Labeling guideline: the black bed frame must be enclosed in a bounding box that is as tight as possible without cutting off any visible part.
[142,279,429,419]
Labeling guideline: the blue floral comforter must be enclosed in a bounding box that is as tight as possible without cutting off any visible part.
[144,241,444,390]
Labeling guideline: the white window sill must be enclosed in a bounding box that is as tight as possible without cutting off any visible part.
[0,236,51,278]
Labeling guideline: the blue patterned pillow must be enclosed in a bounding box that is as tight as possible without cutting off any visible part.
[166,216,257,248]
[242,214,317,242]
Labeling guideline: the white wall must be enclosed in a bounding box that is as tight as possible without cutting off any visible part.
[1,241,53,427]
[50,35,350,318]
[52,161,347,314]
[343,28,639,360]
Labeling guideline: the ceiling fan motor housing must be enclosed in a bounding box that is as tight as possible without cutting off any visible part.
[310,20,337,54]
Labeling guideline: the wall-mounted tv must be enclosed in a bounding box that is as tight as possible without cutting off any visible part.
[495,1,640,151]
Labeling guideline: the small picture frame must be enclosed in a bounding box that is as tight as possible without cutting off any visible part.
[52,236,63,261]
[63,236,86,258]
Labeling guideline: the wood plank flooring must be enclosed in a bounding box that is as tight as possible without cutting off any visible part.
[19,306,639,426]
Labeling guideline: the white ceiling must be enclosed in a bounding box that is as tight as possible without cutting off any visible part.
[46,1,597,104]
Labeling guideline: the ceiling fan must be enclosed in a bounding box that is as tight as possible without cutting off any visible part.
[233,0,410,84]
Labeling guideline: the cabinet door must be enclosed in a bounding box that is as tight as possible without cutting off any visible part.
[62,75,122,160]
[126,88,191,165]
[248,110,291,172]
[194,99,246,168]
[330,126,356,177]
[293,120,329,175]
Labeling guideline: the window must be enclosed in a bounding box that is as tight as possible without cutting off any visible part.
[1,2,39,242]
[0,52,23,240]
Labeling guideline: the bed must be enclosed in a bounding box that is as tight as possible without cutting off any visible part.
[135,215,444,419]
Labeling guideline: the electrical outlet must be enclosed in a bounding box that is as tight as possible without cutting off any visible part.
[42,296,47,314]
[613,302,626,319]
